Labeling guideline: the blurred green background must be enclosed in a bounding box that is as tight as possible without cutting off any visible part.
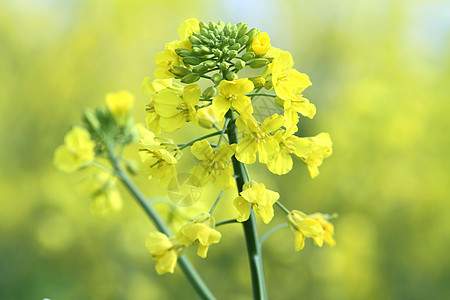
[1,0,449,299]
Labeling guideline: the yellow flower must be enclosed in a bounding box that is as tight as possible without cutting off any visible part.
[251,32,271,56]
[235,114,284,164]
[190,140,235,190]
[137,124,179,187]
[153,18,199,79]
[233,182,280,224]
[154,84,200,132]
[106,90,134,126]
[270,51,311,101]
[212,79,254,121]
[267,131,312,175]
[309,213,336,247]
[287,210,325,251]
[53,127,95,173]
[177,213,221,258]
[79,171,122,216]
[146,232,179,275]
[153,40,191,79]
[196,105,218,129]
[301,132,333,178]
[177,18,200,41]
[143,77,182,134]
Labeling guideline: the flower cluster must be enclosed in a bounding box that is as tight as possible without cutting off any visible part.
[54,18,336,278]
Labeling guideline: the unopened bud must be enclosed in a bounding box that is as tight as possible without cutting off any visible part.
[249,76,266,88]
[204,60,217,68]
[235,60,246,70]
[249,58,270,69]
[274,97,284,108]
[170,66,191,77]
[189,35,202,45]
[220,62,230,71]
[237,35,249,45]
[213,49,223,58]
[183,56,201,65]
[209,21,216,31]
[83,108,100,131]
[193,47,203,56]
[175,49,194,57]
[264,76,273,90]
[237,23,249,38]
[230,43,241,50]
[181,73,200,84]
[200,28,209,36]
[199,21,208,30]
[200,45,211,54]
[224,23,231,35]
[227,50,237,59]
[226,71,238,81]
[211,73,222,84]
[246,28,261,42]
[202,86,217,99]
[242,52,256,61]
[193,64,208,73]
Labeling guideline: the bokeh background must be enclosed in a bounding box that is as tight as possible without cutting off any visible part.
[1,0,449,299]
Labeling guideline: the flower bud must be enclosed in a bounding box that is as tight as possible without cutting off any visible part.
[274,97,284,108]
[237,35,249,45]
[264,78,273,90]
[192,47,203,55]
[249,58,270,68]
[224,23,231,35]
[209,21,216,31]
[249,76,265,88]
[181,73,200,84]
[227,50,237,59]
[235,60,246,70]
[83,108,100,131]
[237,23,249,38]
[200,28,209,37]
[241,52,255,62]
[170,66,191,77]
[189,35,202,45]
[213,49,223,58]
[230,43,241,50]
[246,28,261,42]
[204,60,217,68]
[220,61,230,71]
[211,73,222,84]
[199,21,208,30]
[183,56,201,65]
[193,64,208,73]
[226,71,238,81]
[175,49,194,57]
[200,45,211,54]
[202,86,217,100]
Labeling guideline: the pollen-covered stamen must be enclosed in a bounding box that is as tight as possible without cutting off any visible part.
[226,94,238,102]
[146,102,156,113]
[281,139,296,153]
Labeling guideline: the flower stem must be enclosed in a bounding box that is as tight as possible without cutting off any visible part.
[225,110,268,300]
[216,219,239,227]
[246,93,276,98]
[105,145,215,300]
[179,131,223,151]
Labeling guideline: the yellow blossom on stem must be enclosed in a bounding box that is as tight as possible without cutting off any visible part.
[196,105,218,129]
[235,114,284,164]
[53,127,95,173]
[212,79,254,121]
[251,32,271,56]
[301,132,333,178]
[177,18,200,41]
[267,130,312,175]
[190,140,235,190]
[137,124,178,187]
[309,213,336,246]
[270,51,311,101]
[106,90,134,126]
[287,210,325,251]
[154,84,201,132]
[233,182,280,224]
[177,213,221,258]
[143,78,182,134]
[146,232,180,275]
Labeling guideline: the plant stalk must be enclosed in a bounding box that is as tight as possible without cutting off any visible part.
[225,110,268,300]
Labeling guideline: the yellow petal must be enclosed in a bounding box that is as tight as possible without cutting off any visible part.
[233,95,253,117]
[183,84,201,107]
[212,96,232,121]
[155,250,177,274]
[191,140,214,161]
[267,150,293,175]
[261,114,285,133]
[257,137,279,164]
[233,196,251,222]
[177,18,200,40]
[159,114,186,132]
[236,135,257,164]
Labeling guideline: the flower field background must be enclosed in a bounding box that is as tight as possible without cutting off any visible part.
[1,0,449,299]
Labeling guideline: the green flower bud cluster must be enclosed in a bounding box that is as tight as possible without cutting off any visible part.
[174,21,271,83]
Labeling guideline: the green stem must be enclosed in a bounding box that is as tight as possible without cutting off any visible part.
[216,219,239,227]
[226,110,268,300]
[105,145,215,300]
[247,93,276,98]
[209,191,224,215]
[179,131,223,151]
[259,223,288,247]
[275,201,291,215]
[216,119,230,148]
